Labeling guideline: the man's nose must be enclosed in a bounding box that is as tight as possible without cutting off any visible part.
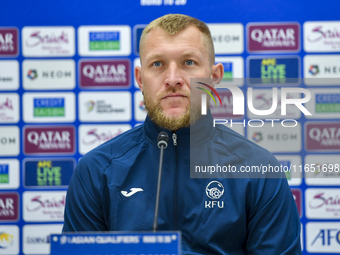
[164,62,184,87]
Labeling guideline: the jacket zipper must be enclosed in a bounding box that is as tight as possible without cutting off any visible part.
[172,133,177,146]
[173,131,178,230]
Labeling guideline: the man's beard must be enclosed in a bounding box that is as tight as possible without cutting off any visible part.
[144,87,201,131]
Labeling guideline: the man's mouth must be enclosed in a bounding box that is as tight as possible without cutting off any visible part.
[162,93,188,99]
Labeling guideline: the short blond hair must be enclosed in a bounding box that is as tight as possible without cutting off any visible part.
[139,14,215,64]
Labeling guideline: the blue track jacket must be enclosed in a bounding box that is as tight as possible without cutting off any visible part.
[63,113,301,254]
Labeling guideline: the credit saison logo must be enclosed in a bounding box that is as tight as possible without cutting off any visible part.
[33,98,65,117]
[315,94,340,113]
[89,31,120,51]
[221,62,233,81]
[197,82,311,128]
[0,164,9,184]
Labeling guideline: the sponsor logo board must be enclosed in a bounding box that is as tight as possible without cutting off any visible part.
[0,126,19,156]
[134,91,146,122]
[304,88,340,118]
[0,60,19,90]
[23,158,75,188]
[306,188,340,219]
[291,189,302,217]
[0,193,19,222]
[0,28,18,57]
[306,222,340,253]
[78,92,131,122]
[22,26,75,57]
[215,57,244,87]
[0,159,19,190]
[79,59,131,88]
[23,191,66,222]
[23,224,63,254]
[304,21,340,52]
[22,59,75,90]
[247,89,301,119]
[304,55,340,85]
[305,122,340,152]
[305,154,340,185]
[207,24,244,54]
[248,122,302,152]
[247,56,300,85]
[247,23,300,53]
[133,25,146,55]
[275,155,302,186]
[0,93,19,123]
[23,92,75,123]
[79,124,131,155]
[0,225,19,254]
[23,126,75,155]
[78,26,131,56]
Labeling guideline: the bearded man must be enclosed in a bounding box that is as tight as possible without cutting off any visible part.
[63,14,301,255]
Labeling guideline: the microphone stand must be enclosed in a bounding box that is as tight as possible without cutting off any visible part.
[153,131,169,232]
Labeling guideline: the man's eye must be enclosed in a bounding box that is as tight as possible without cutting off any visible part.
[185,60,195,65]
[153,61,162,67]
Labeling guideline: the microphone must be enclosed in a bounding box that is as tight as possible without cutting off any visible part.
[153,131,169,232]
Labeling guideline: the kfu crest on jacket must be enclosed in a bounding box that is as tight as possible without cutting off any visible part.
[205,181,224,208]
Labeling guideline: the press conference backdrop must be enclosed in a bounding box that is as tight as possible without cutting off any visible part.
[0,0,339,254]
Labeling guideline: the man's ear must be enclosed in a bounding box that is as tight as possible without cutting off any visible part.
[211,63,224,86]
[135,66,143,92]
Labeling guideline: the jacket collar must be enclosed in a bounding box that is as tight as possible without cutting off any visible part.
[144,111,215,148]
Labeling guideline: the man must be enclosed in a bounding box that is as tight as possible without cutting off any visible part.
[63,14,301,254]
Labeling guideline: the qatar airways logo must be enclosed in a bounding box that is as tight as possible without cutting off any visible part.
[197,83,311,127]
[248,23,300,52]
[306,123,340,151]
[24,126,75,155]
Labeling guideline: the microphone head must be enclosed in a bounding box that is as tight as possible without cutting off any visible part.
[157,131,169,149]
